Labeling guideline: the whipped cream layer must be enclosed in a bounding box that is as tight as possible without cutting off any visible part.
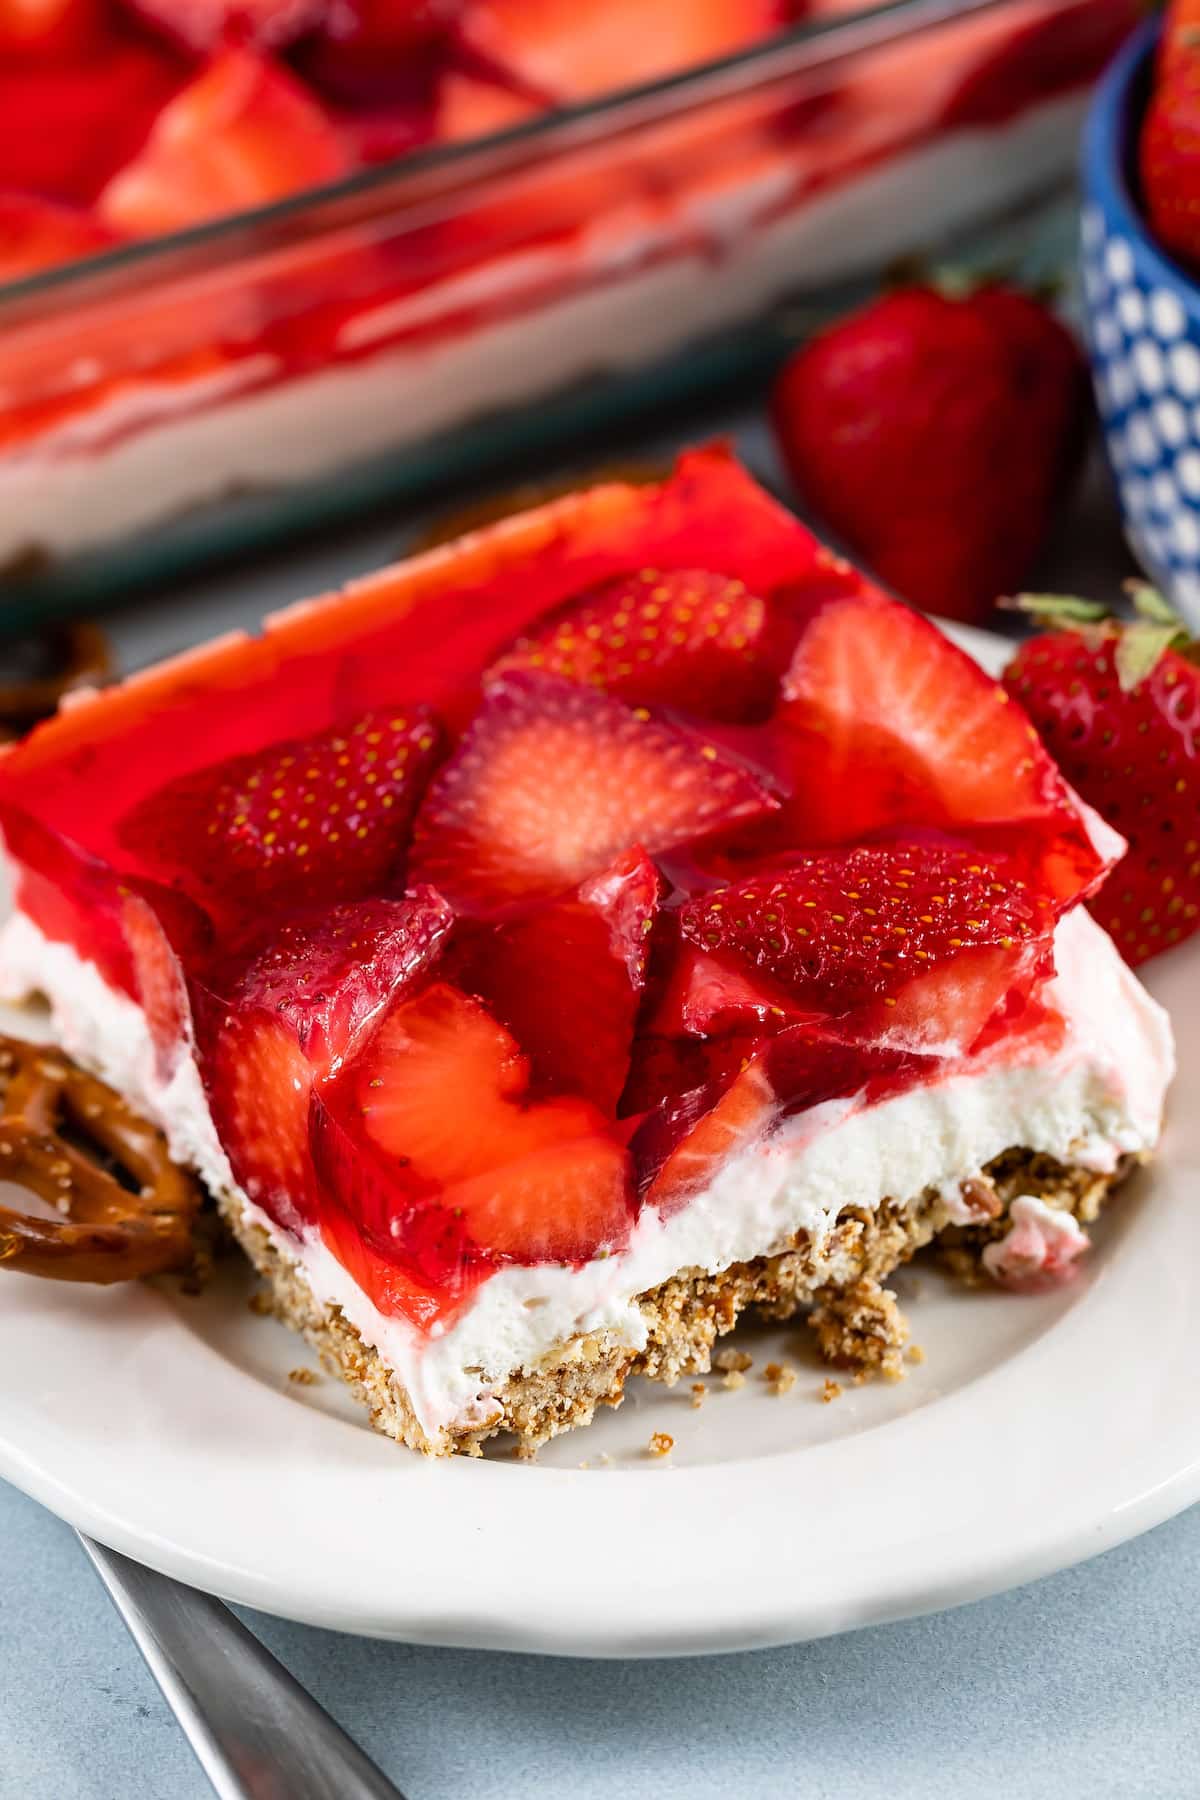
[0,905,1174,1443]
[0,93,1085,569]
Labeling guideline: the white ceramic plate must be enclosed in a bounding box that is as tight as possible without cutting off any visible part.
[0,628,1196,1655]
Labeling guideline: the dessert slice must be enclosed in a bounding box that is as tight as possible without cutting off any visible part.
[0,449,1173,1454]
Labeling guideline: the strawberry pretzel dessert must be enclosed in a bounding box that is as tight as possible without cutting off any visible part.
[0,450,1173,1454]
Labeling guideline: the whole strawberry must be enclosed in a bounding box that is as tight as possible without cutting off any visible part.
[1004,587,1200,966]
[770,282,1088,624]
[1140,7,1200,270]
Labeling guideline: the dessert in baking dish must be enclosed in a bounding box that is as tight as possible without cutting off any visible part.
[0,0,1137,571]
[0,450,1172,1452]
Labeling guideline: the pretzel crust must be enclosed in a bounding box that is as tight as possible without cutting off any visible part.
[0,1036,202,1283]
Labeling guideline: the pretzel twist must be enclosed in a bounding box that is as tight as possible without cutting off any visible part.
[0,1037,202,1283]
[0,622,111,738]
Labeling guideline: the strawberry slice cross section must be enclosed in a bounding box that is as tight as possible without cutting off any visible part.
[409,670,778,914]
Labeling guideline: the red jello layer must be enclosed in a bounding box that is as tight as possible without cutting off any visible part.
[0,449,838,854]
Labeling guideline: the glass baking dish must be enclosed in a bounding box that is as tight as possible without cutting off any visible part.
[0,0,1135,630]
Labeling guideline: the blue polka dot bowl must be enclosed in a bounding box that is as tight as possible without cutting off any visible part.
[1081,18,1200,621]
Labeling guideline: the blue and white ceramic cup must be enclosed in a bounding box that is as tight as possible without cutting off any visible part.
[1081,19,1200,621]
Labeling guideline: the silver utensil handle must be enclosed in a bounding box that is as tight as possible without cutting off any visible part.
[79,1534,408,1800]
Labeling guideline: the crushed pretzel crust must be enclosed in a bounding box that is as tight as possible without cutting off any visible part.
[764,1361,797,1395]
[224,1149,1133,1458]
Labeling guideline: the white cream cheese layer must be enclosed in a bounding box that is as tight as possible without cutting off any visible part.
[0,905,1174,1440]
[0,94,1085,567]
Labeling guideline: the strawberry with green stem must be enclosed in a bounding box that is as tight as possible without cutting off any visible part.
[1004,584,1200,965]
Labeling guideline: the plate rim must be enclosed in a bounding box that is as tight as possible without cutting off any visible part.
[1,622,1196,1656]
[3,1203,1199,1659]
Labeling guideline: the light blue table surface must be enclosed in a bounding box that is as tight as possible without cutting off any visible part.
[4,1477,1200,1800]
[1,414,1187,1800]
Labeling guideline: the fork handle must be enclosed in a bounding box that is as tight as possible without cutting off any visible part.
[80,1534,408,1800]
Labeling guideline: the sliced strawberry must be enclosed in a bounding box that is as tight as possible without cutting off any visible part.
[0,38,184,207]
[98,48,352,237]
[435,68,543,142]
[409,672,777,913]
[636,1055,775,1216]
[203,1006,321,1232]
[3,806,212,1003]
[459,0,781,102]
[126,0,325,54]
[680,842,1055,1054]
[486,569,774,722]
[196,891,452,1232]
[205,887,454,1065]
[317,1176,482,1332]
[120,888,214,1076]
[0,195,117,282]
[445,1134,632,1265]
[449,846,661,1113]
[117,703,441,932]
[649,941,811,1039]
[0,0,102,58]
[764,1023,927,1119]
[313,979,633,1284]
[769,587,1116,903]
[434,0,784,249]
[634,1022,931,1216]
